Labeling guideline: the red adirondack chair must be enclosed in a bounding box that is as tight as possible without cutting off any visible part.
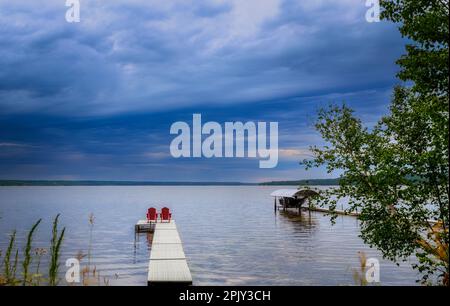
[146,207,158,222]
[160,207,172,222]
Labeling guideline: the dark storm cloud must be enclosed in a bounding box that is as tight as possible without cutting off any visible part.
[0,0,406,181]
[0,0,404,116]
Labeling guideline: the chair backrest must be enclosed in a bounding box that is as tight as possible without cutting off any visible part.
[147,207,157,220]
[161,207,170,219]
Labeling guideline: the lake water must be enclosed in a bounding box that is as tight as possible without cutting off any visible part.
[0,186,420,286]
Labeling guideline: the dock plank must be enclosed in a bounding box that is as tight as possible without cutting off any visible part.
[155,221,177,230]
[148,259,192,284]
[150,244,186,260]
[146,219,192,285]
[152,229,182,244]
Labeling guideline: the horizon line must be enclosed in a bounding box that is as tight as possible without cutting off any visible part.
[0,178,340,186]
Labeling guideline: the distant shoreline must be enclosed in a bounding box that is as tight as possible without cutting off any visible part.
[0,179,339,186]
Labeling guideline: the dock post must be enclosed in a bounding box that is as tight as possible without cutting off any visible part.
[274,197,277,214]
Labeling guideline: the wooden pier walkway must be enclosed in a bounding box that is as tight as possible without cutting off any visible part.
[135,220,192,286]
[279,205,360,216]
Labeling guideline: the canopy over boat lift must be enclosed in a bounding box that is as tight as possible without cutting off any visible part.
[270,188,320,213]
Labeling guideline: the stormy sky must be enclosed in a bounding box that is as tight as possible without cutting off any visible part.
[0,0,405,182]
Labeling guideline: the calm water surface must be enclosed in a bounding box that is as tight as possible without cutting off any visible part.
[0,186,420,285]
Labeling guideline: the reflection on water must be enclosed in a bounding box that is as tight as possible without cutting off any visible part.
[279,210,317,228]
[0,186,419,286]
[133,232,153,265]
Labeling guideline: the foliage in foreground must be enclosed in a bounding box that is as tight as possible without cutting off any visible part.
[0,215,65,286]
[304,0,448,285]
[1,213,111,286]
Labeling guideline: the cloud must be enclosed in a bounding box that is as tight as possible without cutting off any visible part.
[278,148,313,160]
[0,0,406,181]
[0,142,35,148]
[0,142,39,158]
[0,0,404,117]
[142,151,170,159]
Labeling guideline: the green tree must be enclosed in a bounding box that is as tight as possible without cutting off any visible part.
[304,0,448,285]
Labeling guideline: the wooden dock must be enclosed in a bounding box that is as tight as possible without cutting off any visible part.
[279,206,360,216]
[135,220,192,285]
[135,219,156,232]
[281,206,438,224]
[305,206,360,216]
